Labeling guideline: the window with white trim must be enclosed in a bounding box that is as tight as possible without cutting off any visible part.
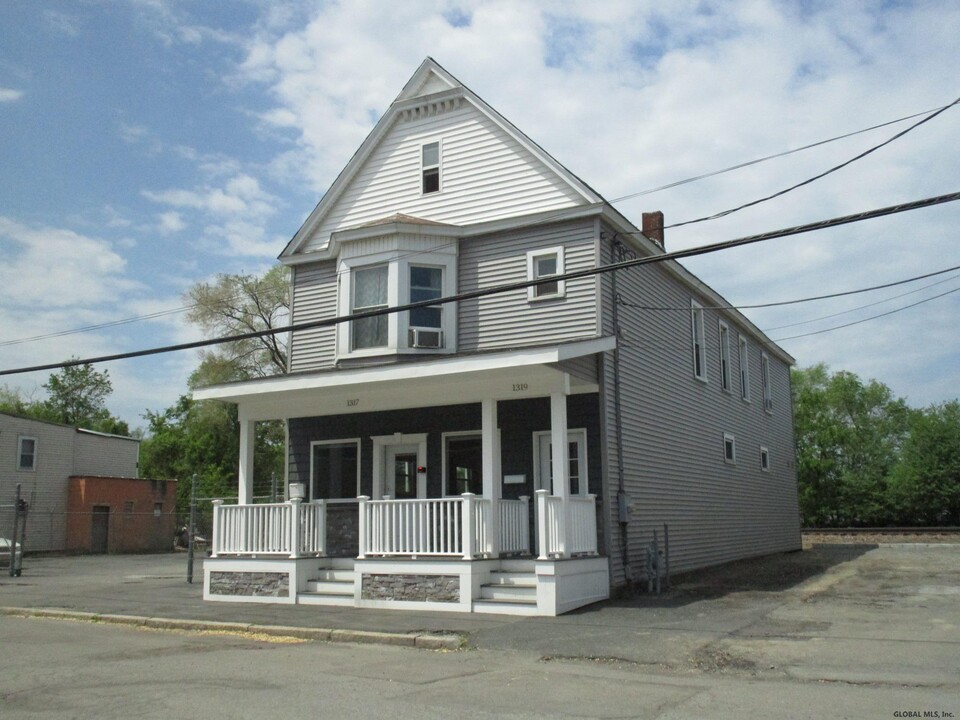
[310,439,360,500]
[723,433,737,465]
[421,141,440,194]
[527,247,565,300]
[760,446,770,472]
[17,436,37,471]
[351,264,389,350]
[691,300,706,381]
[443,433,483,496]
[718,321,731,392]
[739,336,751,401]
[761,352,773,412]
[408,265,444,347]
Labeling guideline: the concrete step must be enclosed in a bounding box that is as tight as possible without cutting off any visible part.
[486,571,536,587]
[325,558,356,570]
[298,593,356,607]
[472,598,541,616]
[499,558,536,572]
[305,579,355,596]
[315,569,355,582]
[480,584,537,602]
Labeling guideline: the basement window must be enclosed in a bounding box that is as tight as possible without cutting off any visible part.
[422,141,441,194]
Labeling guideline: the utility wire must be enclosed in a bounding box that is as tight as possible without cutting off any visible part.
[607,103,953,204]
[616,263,960,312]
[4,103,951,348]
[659,97,960,232]
[1,191,957,378]
[772,286,960,342]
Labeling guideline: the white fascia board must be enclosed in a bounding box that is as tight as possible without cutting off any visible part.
[192,336,615,405]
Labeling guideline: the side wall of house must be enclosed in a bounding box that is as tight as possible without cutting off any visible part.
[289,261,339,373]
[598,230,801,586]
[73,433,140,478]
[458,218,599,351]
[0,415,75,552]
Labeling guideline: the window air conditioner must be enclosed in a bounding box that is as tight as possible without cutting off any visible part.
[409,328,443,349]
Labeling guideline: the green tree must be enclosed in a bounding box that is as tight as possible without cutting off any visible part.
[41,361,130,435]
[792,364,910,526]
[889,401,960,525]
[185,266,289,381]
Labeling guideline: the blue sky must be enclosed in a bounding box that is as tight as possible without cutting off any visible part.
[1,0,958,429]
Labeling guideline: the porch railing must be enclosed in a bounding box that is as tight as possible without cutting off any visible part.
[358,494,532,559]
[535,490,598,559]
[210,498,326,558]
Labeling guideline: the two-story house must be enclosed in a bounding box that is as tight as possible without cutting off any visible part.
[194,58,801,616]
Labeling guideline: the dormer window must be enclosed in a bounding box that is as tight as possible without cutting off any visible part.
[422,141,441,194]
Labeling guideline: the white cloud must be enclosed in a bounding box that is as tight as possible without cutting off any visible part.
[0,88,24,102]
[158,211,186,234]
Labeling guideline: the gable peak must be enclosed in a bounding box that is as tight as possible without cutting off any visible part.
[395,57,462,102]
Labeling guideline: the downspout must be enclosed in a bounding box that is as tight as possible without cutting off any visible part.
[609,233,632,587]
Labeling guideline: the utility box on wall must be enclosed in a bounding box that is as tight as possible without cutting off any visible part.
[65,476,177,554]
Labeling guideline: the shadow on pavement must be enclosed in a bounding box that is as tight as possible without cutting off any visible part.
[591,544,879,611]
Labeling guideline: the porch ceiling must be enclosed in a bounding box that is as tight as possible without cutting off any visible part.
[192,336,615,421]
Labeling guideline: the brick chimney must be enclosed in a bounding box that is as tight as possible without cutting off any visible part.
[642,211,664,250]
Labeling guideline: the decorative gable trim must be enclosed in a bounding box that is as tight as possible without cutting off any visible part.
[280,57,602,261]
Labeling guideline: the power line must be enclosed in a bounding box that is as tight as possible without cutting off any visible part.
[772,286,960,342]
[763,272,960,331]
[1,191,958,378]
[616,263,960,312]
[662,96,960,231]
[5,104,951,349]
[607,103,954,204]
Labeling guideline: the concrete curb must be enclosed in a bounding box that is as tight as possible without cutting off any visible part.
[0,607,463,650]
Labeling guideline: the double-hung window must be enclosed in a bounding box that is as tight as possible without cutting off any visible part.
[527,247,565,300]
[17,436,37,471]
[739,336,750,401]
[422,141,440,194]
[408,265,444,348]
[691,300,706,381]
[352,265,389,350]
[718,321,731,392]
[761,352,773,412]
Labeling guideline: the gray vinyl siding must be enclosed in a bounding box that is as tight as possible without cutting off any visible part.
[302,102,586,253]
[74,432,139,478]
[0,414,140,552]
[458,219,599,351]
[289,261,338,372]
[597,231,800,586]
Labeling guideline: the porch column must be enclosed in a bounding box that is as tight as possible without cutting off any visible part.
[238,414,255,505]
[481,398,500,557]
[550,391,570,558]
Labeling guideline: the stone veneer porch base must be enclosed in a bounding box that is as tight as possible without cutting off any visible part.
[203,555,610,616]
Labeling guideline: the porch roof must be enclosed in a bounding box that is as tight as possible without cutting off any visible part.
[192,336,615,421]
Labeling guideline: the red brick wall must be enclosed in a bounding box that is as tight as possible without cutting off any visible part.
[66,476,177,553]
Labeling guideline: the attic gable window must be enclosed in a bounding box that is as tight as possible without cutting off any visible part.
[422,141,441,194]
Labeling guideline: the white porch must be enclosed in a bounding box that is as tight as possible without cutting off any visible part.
[195,338,614,616]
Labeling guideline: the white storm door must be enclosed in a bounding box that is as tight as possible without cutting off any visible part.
[535,430,588,496]
[385,444,425,499]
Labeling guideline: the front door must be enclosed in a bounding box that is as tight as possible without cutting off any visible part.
[536,430,588,495]
[385,444,423,499]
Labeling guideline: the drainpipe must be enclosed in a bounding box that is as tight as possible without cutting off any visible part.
[610,234,633,587]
